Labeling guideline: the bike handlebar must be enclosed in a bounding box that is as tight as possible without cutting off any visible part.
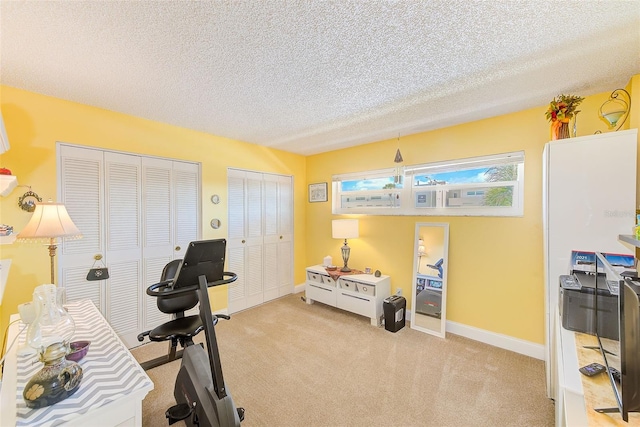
[146,272,238,297]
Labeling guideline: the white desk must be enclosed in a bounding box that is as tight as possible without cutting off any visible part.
[0,300,153,426]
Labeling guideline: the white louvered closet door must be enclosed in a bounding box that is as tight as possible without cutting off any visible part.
[227,170,264,312]
[263,174,293,302]
[59,145,105,311]
[227,171,247,312]
[141,159,199,332]
[141,157,174,332]
[227,169,293,313]
[104,151,143,343]
[58,144,201,348]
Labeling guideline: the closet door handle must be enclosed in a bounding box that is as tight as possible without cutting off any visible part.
[280,236,283,239]
[242,240,246,244]
[175,246,181,251]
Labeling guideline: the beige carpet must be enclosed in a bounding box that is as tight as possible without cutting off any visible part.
[131,293,554,427]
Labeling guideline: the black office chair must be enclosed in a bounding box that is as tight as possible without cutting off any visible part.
[137,259,213,371]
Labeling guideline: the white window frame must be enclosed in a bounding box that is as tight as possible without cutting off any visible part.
[332,151,524,217]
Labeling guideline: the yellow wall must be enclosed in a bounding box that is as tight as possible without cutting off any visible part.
[1,76,639,348]
[306,80,639,345]
[0,85,307,334]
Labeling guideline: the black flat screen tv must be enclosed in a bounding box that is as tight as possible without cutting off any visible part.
[594,252,640,422]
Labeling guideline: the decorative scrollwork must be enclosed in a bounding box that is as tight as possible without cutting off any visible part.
[18,190,42,212]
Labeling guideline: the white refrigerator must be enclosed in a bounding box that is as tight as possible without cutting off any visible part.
[543,129,637,399]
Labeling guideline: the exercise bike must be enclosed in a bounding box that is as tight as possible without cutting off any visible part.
[144,239,244,427]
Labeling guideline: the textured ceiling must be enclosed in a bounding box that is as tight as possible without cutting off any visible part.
[1,1,639,156]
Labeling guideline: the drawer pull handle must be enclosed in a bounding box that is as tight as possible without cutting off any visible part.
[341,293,369,302]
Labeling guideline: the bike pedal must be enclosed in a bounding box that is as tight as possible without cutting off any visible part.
[166,403,193,425]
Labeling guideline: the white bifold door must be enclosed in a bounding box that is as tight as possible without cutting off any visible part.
[57,144,201,348]
[227,169,293,313]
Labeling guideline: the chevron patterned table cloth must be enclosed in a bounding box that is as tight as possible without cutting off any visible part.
[12,299,153,426]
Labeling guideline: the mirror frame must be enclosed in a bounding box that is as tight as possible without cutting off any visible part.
[411,222,449,338]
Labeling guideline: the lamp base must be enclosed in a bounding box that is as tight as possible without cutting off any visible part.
[23,343,83,409]
[340,266,351,273]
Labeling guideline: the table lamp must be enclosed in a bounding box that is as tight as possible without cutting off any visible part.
[16,201,82,284]
[332,219,359,272]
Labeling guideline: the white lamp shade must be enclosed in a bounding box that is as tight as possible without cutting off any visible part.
[17,202,82,242]
[332,219,359,239]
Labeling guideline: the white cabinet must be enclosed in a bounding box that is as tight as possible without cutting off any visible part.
[304,265,391,326]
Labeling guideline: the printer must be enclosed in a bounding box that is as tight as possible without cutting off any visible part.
[559,271,619,340]
[559,250,637,340]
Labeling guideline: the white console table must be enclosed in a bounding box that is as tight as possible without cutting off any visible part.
[0,299,153,426]
[305,265,391,326]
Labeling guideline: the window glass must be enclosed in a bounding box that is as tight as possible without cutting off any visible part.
[413,164,518,208]
[340,176,403,192]
[332,151,524,216]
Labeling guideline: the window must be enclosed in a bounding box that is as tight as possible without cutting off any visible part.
[332,151,524,217]
[334,169,403,210]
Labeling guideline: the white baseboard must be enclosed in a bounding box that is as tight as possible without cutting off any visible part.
[445,320,544,360]
[296,283,543,360]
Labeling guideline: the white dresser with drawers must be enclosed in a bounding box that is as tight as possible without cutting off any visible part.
[304,265,391,326]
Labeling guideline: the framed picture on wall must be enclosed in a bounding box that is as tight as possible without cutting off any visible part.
[309,182,328,203]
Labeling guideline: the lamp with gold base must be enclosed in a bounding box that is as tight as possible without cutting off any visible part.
[16,201,82,284]
[332,219,359,272]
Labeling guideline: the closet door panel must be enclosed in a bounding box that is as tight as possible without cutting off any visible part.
[245,172,264,306]
[277,238,293,296]
[262,177,279,301]
[227,170,292,312]
[277,176,293,295]
[141,157,173,330]
[173,161,200,259]
[107,260,141,339]
[105,152,141,253]
[263,179,278,237]
[143,256,173,330]
[142,158,172,255]
[263,241,279,302]
[227,246,246,312]
[58,145,106,312]
[228,172,246,242]
[63,266,101,309]
[104,152,142,345]
[278,175,293,237]
[246,243,264,307]
[246,172,263,241]
[227,170,247,313]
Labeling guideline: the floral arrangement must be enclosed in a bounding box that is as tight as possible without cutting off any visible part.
[545,94,584,123]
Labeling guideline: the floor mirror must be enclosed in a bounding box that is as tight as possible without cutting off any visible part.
[411,222,449,338]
